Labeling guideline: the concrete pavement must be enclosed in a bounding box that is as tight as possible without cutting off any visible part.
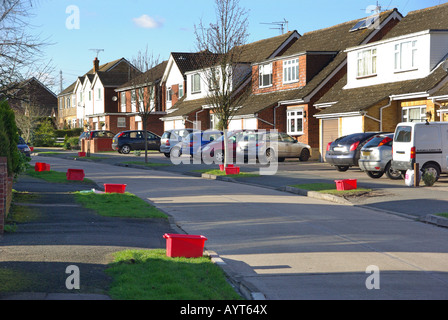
[18,155,448,300]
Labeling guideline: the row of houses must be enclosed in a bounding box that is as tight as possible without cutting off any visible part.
[57,3,448,161]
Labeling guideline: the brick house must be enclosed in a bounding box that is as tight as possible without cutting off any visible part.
[314,3,448,160]
[160,31,300,131]
[8,77,57,119]
[231,8,401,160]
[114,60,168,136]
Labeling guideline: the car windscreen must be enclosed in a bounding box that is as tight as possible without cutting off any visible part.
[394,126,412,142]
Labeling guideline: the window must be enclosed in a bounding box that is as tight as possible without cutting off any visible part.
[395,40,417,71]
[287,109,304,135]
[192,73,201,93]
[120,92,126,113]
[97,88,101,100]
[59,98,63,109]
[89,91,92,101]
[179,84,184,99]
[138,88,144,111]
[117,117,126,128]
[283,59,299,83]
[402,106,426,122]
[131,90,136,112]
[259,63,272,87]
[167,87,173,102]
[357,49,377,77]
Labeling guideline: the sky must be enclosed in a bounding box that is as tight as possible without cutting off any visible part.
[26,0,447,93]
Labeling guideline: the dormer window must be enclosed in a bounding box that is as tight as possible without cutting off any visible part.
[394,40,418,71]
[259,63,273,87]
[192,73,201,93]
[357,48,377,77]
[283,58,299,84]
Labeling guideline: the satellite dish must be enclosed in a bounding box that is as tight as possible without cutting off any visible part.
[442,60,448,72]
[112,96,118,102]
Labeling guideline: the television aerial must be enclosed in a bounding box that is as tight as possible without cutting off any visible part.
[261,19,289,34]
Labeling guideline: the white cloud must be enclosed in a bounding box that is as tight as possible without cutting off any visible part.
[133,14,164,29]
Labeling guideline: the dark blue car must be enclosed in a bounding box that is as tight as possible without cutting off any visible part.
[18,137,31,157]
[170,130,223,157]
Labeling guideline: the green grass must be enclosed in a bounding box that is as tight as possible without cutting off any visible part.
[25,168,95,185]
[74,191,168,219]
[106,249,243,300]
[122,161,171,167]
[435,213,448,218]
[36,151,62,155]
[194,169,259,178]
[290,182,372,196]
[0,269,36,292]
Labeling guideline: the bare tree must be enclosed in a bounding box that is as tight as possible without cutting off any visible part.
[129,48,163,163]
[0,0,52,99]
[194,0,249,167]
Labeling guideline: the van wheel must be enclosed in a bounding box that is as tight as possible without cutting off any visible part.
[385,162,402,180]
[336,166,349,172]
[422,163,441,181]
[366,171,384,179]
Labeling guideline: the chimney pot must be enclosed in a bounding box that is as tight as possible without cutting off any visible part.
[93,57,99,73]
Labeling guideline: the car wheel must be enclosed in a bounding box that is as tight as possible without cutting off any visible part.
[164,152,170,158]
[385,162,402,180]
[214,150,224,163]
[120,145,131,154]
[336,166,349,172]
[366,171,384,179]
[299,148,310,162]
[170,147,181,158]
[422,163,441,181]
[266,148,276,163]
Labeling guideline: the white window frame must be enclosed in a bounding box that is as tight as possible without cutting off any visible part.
[97,88,101,100]
[138,88,144,111]
[259,63,273,88]
[131,90,136,112]
[179,83,184,99]
[287,108,304,135]
[357,48,377,77]
[402,106,426,123]
[117,117,126,128]
[283,58,299,84]
[167,87,173,102]
[394,40,418,72]
[120,92,126,113]
[192,73,201,93]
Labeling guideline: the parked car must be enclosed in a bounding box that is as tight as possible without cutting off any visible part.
[112,130,161,154]
[358,133,401,179]
[236,131,311,162]
[325,132,383,171]
[17,137,31,157]
[78,130,115,147]
[160,129,195,157]
[392,121,448,181]
[198,130,249,163]
[170,130,223,157]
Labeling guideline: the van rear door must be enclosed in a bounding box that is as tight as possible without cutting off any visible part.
[393,124,413,162]
[414,123,442,167]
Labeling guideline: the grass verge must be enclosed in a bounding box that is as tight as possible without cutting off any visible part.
[290,182,372,196]
[25,167,95,185]
[106,249,242,300]
[435,213,448,218]
[122,161,171,167]
[194,169,259,178]
[74,191,168,219]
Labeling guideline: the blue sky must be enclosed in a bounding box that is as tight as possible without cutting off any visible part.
[27,0,447,93]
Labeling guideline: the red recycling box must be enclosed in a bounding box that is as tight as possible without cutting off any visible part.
[104,183,127,193]
[163,233,208,258]
[334,179,357,191]
[66,169,85,181]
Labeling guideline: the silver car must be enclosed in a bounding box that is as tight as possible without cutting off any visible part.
[159,129,194,157]
[359,133,402,179]
[237,131,311,162]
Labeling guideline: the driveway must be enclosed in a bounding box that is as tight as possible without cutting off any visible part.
[23,155,448,300]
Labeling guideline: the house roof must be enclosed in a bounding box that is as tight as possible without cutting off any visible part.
[381,2,448,41]
[314,66,448,116]
[116,60,168,91]
[234,9,400,116]
[161,97,210,120]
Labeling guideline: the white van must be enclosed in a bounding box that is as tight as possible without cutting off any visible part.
[391,121,448,179]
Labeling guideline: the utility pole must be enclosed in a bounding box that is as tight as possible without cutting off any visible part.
[59,70,63,94]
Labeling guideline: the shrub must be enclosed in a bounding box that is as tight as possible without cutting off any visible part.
[422,170,436,186]
[32,119,56,147]
[0,100,24,176]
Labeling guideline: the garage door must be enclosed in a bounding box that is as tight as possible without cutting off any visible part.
[322,119,338,161]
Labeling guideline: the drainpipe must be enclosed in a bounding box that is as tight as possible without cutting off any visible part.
[195,108,205,130]
[379,99,392,131]
[273,103,282,129]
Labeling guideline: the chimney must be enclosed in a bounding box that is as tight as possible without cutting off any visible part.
[93,57,100,73]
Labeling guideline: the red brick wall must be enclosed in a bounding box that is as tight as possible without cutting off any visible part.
[0,157,13,234]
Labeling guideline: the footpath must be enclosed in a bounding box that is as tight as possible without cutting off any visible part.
[0,174,176,300]
[1,155,448,300]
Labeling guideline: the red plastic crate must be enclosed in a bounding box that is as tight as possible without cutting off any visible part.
[104,183,127,193]
[225,166,240,175]
[66,169,85,181]
[44,163,51,171]
[163,233,208,258]
[335,179,357,191]
[78,152,86,157]
[219,164,233,171]
[34,162,50,172]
